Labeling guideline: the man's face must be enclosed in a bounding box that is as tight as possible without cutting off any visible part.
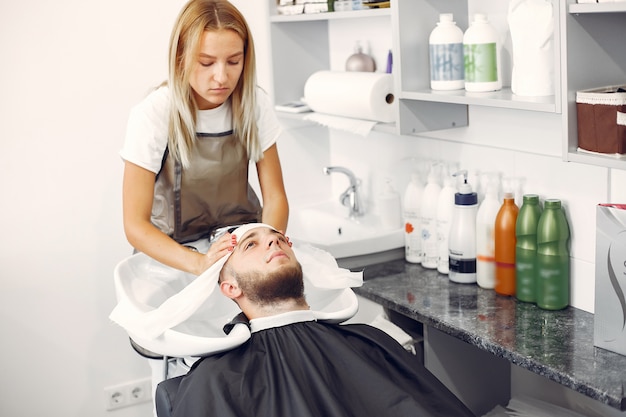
[225,227,304,304]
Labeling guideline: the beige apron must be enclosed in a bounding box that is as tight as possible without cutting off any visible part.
[151,130,261,243]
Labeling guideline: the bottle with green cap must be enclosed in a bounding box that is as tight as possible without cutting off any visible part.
[515,194,542,303]
[536,199,570,310]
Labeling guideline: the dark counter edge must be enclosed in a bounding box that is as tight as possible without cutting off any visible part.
[352,260,626,412]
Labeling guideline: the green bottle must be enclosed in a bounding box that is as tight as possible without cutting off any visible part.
[536,199,570,310]
[515,194,542,303]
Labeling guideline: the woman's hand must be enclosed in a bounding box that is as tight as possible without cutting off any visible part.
[199,232,236,272]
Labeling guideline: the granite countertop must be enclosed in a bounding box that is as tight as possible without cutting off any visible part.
[354,259,626,411]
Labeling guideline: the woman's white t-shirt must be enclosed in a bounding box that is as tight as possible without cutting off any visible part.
[120,85,281,174]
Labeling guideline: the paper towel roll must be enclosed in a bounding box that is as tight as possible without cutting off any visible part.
[303,71,396,123]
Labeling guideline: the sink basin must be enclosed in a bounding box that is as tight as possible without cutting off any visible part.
[110,237,361,358]
[288,200,404,268]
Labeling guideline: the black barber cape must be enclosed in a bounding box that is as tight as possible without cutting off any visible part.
[170,312,475,417]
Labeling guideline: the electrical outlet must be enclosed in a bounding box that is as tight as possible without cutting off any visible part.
[104,377,152,411]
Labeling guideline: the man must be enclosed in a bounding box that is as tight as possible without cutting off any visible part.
[165,225,475,417]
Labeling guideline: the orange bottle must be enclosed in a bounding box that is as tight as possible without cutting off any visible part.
[494,192,519,296]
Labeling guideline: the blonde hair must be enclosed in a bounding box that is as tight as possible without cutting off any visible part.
[167,0,261,167]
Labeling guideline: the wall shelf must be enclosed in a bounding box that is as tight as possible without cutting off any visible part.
[270,8,391,22]
[401,88,557,113]
[569,3,626,14]
[562,0,626,169]
[268,0,626,172]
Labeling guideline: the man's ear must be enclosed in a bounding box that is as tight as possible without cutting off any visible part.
[220,280,242,300]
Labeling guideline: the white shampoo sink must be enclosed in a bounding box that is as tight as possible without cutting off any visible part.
[288,200,404,268]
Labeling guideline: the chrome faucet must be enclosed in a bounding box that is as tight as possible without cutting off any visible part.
[323,166,364,218]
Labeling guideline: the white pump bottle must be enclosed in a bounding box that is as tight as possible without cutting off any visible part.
[448,170,478,284]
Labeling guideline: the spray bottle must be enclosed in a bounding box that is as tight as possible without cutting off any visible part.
[420,163,442,269]
[448,170,478,284]
[436,164,457,275]
[403,172,424,263]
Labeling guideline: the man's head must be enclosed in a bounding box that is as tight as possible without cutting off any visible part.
[219,226,307,318]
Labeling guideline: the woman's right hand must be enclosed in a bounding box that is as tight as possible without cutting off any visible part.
[199,232,236,273]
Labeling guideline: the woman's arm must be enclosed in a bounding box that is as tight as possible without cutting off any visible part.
[122,160,233,275]
[256,144,289,232]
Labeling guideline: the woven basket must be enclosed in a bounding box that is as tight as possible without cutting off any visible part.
[576,85,626,155]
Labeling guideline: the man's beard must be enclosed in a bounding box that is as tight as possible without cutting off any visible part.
[236,261,305,306]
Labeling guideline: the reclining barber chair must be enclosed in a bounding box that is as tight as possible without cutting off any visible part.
[111,240,361,417]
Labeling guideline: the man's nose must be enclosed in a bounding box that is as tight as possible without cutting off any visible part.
[266,235,280,248]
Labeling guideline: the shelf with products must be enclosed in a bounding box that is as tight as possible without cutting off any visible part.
[269,7,391,22]
[562,1,626,170]
[268,4,400,131]
[266,0,626,170]
[393,0,562,138]
[268,8,392,105]
[401,88,557,113]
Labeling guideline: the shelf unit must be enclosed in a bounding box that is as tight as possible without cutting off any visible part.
[393,0,562,137]
[569,2,626,14]
[268,7,392,109]
[563,1,626,169]
[268,0,626,170]
[270,7,391,22]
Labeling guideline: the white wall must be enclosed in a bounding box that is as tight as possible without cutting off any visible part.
[0,1,186,416]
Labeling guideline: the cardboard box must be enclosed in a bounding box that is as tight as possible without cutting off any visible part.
[576,85,626,155]
[594,204,626,356]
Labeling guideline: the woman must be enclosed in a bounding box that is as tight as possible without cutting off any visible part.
[121,0,288,277]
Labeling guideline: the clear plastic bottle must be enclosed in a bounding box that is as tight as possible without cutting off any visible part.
[515,194,542,303]
[377,178,402,230]
[436,165,457,274]
[536,199,570,310]
[494,192,519,296]
[448,170,478,284]
[403,173,424,263]
[463,13,502,92]
[476,177,501,289]
[420,164,442,269]
[429,13,465,91]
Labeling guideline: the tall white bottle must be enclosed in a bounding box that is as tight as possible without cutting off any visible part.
[436,165,457,274]
[463,13,502,92]
[403,173,424,263]
[448,170,478,284]
[508,0,555,97]
[429,13,465,91]
[476,177,501,289]
[420,164,442,269]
